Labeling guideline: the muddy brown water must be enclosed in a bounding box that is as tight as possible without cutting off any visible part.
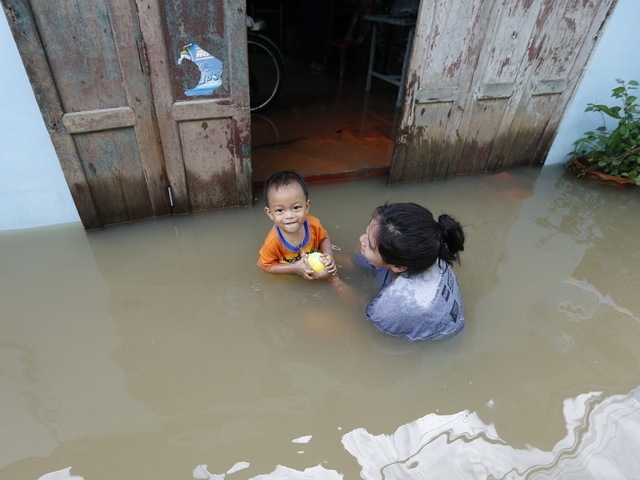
[1,165,639,479]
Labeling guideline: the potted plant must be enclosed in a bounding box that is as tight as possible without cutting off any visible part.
[568,78,640,187]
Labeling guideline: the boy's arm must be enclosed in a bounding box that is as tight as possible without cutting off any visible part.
[262,260,315,279]
[258,237,316,279]
[319,237,333,257]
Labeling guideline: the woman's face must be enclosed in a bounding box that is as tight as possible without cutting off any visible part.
[359,219,388,269]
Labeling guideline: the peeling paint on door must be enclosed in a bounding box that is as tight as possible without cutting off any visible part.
[391,0,617,184]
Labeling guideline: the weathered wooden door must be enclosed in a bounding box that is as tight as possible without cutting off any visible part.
[136,0,251,214]
[2,0,250,229]
[391,0,616,183]
[3,0,169,229]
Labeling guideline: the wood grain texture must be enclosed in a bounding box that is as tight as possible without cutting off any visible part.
[30,0,126,112]
[392,0,617,183]
[178,118,238,211]
[171,100,236,121]
[135,0,190,214]
[107,0,170,218]
[62,107,135,133]
[140,0,252,212]
[73,128,153,225]
[2,0,101,228]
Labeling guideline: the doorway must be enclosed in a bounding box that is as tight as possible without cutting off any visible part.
[248,0,413,186]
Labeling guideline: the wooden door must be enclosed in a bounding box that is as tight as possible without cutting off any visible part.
[3,0,169,229]
[2,0,251,229]
[136,0,251,214]
[390,0,617,183]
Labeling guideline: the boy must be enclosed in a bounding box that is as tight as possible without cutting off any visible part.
[257,171,337,280]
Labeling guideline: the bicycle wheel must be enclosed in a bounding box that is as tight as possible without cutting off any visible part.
[247,34,284,112]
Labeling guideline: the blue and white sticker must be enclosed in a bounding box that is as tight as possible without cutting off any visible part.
[177,43,223,96]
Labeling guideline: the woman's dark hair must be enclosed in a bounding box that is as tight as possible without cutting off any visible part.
[263,171,309,207]
[372,202,465,276]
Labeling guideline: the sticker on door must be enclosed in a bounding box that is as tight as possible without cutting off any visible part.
[177,43,223,96]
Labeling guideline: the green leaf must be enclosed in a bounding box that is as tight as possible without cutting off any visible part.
[620,124,629,137]
[594,105,621,119]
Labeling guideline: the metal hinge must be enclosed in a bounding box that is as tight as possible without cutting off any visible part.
[167,186,174,207]
[138,39,150,75]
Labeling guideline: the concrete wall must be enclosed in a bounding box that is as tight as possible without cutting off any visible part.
[0,10,80,230]
[1,0,638,230]
[545,0,640,165]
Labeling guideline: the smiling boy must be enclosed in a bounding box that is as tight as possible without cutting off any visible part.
[257,171,337,280]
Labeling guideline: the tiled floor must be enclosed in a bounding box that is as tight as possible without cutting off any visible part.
[250,57,402,185]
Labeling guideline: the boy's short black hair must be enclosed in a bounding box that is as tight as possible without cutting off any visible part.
[263,171,309,207]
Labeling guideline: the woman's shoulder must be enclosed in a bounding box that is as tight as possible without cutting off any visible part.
[367,262,464,340]
[398,262,443,288]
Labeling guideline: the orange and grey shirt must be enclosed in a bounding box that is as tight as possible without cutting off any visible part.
[257,215,329,270]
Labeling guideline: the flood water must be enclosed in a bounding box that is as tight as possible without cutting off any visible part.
[1,165,639,480]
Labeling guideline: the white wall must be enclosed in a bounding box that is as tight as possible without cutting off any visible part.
[0,10,79,230]
[545,0,640,165]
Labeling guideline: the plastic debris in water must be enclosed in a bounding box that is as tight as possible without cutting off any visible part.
[178,44,223,96]
[192,464,224,480]
[38,467,84,480]
[292,435,313,444]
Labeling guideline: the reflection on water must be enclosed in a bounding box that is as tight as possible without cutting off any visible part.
[343,387,640,479]
[38,468,83,480]
[530,277,640,355]
[1,165,639,479]
[37,386,640,479]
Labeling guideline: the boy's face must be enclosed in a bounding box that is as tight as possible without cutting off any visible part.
[264,183,310,235]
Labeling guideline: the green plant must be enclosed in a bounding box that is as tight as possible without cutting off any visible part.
[569,78,640,185]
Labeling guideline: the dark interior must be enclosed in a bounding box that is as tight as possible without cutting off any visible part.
[248,0,417,186]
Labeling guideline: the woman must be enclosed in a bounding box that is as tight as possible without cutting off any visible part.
[354,202,465,340]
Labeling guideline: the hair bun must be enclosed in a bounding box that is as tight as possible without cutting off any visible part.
[437,214,465,264]
[437,215,449,232]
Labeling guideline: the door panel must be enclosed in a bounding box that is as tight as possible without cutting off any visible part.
[179,118,238,210]
[73,129,153,225]
[158,0,229,102]
[31,2,126,112]
[391,0,616,183]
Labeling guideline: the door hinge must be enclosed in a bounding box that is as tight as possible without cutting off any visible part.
[167,186,174,207]
[138,39,150,75]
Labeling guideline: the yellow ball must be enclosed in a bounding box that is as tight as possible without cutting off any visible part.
[307,252,326,272]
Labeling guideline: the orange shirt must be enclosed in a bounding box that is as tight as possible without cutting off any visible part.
[257,215,329,270]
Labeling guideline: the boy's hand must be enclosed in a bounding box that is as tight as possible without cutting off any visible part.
[311,253,338,281]
[296,251,317,280]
